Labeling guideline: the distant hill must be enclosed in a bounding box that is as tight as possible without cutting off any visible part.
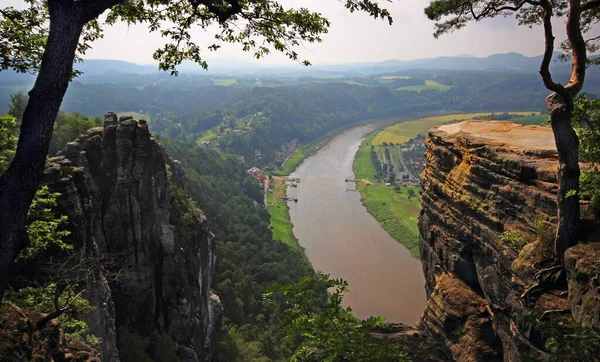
[73,59,158,75]
[1,52,594,83]
[315,52,574,75]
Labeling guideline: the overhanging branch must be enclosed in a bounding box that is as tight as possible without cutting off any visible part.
[469,0,541,20]
[582,0,600,11]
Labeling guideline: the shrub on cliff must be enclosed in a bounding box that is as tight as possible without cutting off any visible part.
[572,95,600,217]
[268,272,410,362]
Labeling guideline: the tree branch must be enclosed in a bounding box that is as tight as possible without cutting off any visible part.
[191,0,243,24]
[581,0,600,11]
[470,0,540,20]
[77,0,126,23]
[539,0,569,98]
[565,0,587,95]
[586,35,600,44]
[35,288,86,330]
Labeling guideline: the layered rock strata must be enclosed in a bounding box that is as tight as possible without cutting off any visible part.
[418,121,564,361]
[40,113,221,361]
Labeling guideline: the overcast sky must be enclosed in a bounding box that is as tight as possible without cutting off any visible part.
[4,0,577,65]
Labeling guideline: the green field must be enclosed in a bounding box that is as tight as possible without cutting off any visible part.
[396,80,452,92]
[372,113,481,145]
[380,75,410,80]
[268,200,303,252]
[357,181,421,257]
[353,133,380,182]
[196,128,219,144]
[267,178,304,253]
[344,80,373,87]
[213,78,237,86]
[372,112,538,145]
[510,114,548,125]
[276,149,306,176]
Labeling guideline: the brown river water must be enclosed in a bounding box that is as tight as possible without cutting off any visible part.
[286,124,427,325]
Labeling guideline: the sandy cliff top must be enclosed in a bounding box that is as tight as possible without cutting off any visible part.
[433,121,557,155]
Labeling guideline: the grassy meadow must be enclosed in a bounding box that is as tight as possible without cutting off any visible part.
[510,114,548,125]
[213,78,237,86]
[372,111,539,146]
[396,79,452,92]
[371,113,483,145]
[356,181,421,257]
[354,133,380,182]
[275,149,306,176]
[267,177,304,253]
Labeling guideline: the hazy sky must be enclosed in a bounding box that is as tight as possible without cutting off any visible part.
[5,0,576,65]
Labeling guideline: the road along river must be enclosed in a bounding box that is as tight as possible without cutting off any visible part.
[286,123,427,325]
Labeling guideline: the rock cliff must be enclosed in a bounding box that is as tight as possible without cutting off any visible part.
[418,121,600,361]
[39,113,221,361]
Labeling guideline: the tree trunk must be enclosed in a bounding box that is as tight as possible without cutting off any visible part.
[547,92,580,264]
[0,3,84,301]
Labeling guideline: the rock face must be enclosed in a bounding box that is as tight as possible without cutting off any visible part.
[41,113,221,361]
[418,121,565,361]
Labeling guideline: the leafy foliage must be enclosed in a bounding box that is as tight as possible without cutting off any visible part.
[0,0,48,73]
[0,114,17,175]
[2,92,102,160]
[7,283,98,346]
[572,95,600,215]
[20,186,72,260]
[521,309,600,362]
[49,111,101,155]
[267,272,409,362]
[499,230,527,251]
[7,92,27,123]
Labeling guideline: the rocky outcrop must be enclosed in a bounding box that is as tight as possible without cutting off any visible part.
[417,121,571,361]
[40,113,221,361]
[0,302,100,361]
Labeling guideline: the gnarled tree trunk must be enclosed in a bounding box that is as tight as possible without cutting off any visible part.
[547,92,580,264]
[0,3,84,300]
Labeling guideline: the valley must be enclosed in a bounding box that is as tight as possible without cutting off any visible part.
[1,38,599,360]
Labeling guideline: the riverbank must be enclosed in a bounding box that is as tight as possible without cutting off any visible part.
[267,176,304,253]
[353,131,422,257]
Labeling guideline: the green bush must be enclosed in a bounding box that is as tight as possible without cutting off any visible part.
[499,230,527,251]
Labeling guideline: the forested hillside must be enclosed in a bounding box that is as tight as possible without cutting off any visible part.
[163,141,314,361]
[4,67,593,170]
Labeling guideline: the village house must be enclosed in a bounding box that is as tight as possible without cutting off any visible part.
[201,141,213,150]
[245,167,263,177]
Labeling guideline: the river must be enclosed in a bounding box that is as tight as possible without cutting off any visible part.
[286,123,427,325]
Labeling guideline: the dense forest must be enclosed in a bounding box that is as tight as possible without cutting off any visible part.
[162,141,315,360]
